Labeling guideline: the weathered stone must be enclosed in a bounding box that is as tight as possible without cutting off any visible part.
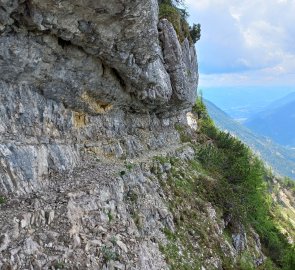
[46,210,55,225]
[232,224,248,252]
[0,233,9,252]
[0,0,268,269]
[0,0,199,195]
[186,112,198,130]
[159,19,198,109]
[0,0,197,114]
[116,240,128,253]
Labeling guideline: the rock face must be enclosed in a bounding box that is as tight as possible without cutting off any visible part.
[0,1,266,269]
[0,146,267,269]
[0,1,200,268]
[0,0,198,194]
[0,0,197,113]
[0,155,173,269]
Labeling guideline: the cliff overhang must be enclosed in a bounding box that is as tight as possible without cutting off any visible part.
[0,0,198,194]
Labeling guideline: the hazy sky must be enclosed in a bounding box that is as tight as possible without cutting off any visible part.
[186,0,295,87]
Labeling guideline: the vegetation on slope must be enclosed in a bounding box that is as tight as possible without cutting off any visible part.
[158,96,295,269]
[204,99,295,180]
[158,0,201,43]
[194,97,295,269]
[270,178,295,245]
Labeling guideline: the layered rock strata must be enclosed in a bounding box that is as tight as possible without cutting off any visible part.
[0,0,198,194]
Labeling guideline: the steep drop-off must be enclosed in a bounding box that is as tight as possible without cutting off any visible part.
[204,99,295,179]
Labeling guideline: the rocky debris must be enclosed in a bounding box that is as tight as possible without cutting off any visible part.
[0,146,267,269]
[0,154,172,269]
[0,233,9,252]
[231,224,248,252]
[232,231,247,252]
[186,112,198,130]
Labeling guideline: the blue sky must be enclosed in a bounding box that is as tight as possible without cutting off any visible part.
[186,0,295,88]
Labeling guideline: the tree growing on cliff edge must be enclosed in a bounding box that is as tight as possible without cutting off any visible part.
[190,23,201,43]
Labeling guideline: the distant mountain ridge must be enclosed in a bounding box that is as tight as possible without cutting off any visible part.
[205,99,295,180]
[245,91,295,147]
[202,87,295,120]
[262,91,295,112]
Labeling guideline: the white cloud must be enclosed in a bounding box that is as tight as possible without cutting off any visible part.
[186,0,295,87]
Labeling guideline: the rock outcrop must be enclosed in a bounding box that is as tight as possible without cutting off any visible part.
[0,0,197,194]
[0,1,268,270]
[0,146,266,269]
[0,0,200,268]
[0,0,197,113]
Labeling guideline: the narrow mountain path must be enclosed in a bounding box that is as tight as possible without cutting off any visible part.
[0,143,188,269]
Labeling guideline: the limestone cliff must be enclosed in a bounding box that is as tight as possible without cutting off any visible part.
[0,0,199,268]
[0,0,198,194]
[0,1,288,270]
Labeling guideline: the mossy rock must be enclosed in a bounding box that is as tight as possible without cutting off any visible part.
[159,3,192,43]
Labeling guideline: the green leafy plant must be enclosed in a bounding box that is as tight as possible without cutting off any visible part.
[124,161,134,171]
[53,261,65,269]
[126,190,138,203]
[110,236,117,245]
[133,213,142,229]
[158,96,295,269]
[101,246,118,262]
[0,196,6,205]
[190,23,201,43]
[107,210,114,222]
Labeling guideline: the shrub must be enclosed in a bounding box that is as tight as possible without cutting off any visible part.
[158,0,201,44]
[0,196,6,205]
[192,96,295,269]
[159,3,183,39]
[101,246,118,262]
[190,23,201,43]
